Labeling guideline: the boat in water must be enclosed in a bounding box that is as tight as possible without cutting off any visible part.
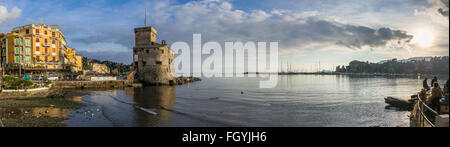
[384,96,413,110]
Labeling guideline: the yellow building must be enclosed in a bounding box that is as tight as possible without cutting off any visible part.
[75,55,83,72]
[63,46,83,73]
[0,24,82,76]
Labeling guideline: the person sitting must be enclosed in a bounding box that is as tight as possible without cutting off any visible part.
[419,88,427,101]
[427,82,443,113]
[431,76,438,88]
[423,77,430,91]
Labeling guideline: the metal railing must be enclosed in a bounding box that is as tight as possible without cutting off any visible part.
[413,94,439,127]
[0,119,4,127]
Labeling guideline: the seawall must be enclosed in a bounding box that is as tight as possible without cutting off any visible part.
[53,80,133,89]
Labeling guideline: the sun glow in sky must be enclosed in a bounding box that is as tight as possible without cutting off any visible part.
[415,30,434,47]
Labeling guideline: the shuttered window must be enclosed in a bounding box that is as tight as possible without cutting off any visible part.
[25,48,31,55]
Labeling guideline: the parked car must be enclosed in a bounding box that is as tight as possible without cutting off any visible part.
[48,76,59,81]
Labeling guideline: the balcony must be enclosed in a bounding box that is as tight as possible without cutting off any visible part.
[42,43,51,47]
[37,61,58,64]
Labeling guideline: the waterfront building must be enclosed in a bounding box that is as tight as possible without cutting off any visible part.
[0,24,82,77]
[133,26,175,85]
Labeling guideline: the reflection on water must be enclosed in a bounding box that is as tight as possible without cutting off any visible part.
[65,86,176,127]
[3,74,448,127]
[68,75,448,127]
[126,86,176,126]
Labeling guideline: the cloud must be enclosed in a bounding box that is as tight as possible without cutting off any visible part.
[76,42,129,53]
[415,0,449,22]
[63,0,414,62]
[0,5,21,24]
[4,0,425,64]
[437,0,449,17]
[75,42,132,63]
[146,0,413,51]
[78,50,133,64]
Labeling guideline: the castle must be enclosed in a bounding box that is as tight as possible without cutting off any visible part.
[133,26,175,85]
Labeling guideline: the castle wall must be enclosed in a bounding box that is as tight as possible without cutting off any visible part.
[133,26,174,85]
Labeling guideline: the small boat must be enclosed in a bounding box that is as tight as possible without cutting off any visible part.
[384,96,412,109]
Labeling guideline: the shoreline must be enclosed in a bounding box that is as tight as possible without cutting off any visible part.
[0,77,202,100]
[0,90,87,127]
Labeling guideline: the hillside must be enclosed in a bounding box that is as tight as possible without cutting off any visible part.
[337,56,449,74]
[82,57,132,74]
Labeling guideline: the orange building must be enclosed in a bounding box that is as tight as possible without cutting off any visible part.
[0,24,82,76]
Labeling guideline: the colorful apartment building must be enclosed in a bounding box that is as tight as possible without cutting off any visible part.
[0,24,82,76]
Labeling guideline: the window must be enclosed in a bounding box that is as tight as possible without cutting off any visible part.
[44,30,47,35]
[15,47,21,54]
[52,48,56,53]
[45,48,48,53]
[45,56,48,61]
[36,29,40,34]
[36,56,40,61]
[15,56,20,63]
[36,46,40,52]
[26,29,30,34]
[36,38,40,42]
[161,50,164,54]
[25,39,31,46]
[25,48,31,55]
[52,57,55,61]
[52,40,55,44]
[26,57,31,63]
[45,39,47,43]
[146,49,149,54]
[155,61,162,65]
[15,38,21,45]
[52,32,56,37]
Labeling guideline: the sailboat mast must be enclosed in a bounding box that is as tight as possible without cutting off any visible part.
[144,8,147,27]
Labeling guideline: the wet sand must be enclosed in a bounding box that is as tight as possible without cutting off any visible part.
[0,91,85,127]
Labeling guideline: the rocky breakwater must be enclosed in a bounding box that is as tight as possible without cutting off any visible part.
[173,77,202,85]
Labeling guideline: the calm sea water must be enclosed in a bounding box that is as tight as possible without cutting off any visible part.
[62,75,447,127]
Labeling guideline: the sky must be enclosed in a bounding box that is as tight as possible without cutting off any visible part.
[0,0,448,72]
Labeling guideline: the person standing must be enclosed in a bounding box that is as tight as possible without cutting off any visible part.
[428,82,443,113]
[423,77,430,91]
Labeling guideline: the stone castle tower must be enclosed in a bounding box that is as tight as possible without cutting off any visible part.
[133,26,174,85]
